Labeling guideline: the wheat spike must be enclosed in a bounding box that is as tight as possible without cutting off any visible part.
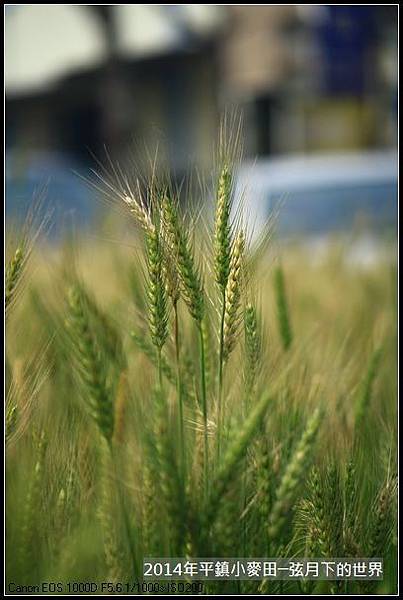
[223,230,245,361]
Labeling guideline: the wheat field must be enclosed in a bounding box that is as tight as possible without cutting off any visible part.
[5,126,397,595]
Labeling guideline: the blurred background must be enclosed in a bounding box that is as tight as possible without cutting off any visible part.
[5,5,398,244]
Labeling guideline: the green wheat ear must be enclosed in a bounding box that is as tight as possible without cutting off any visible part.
[244,302,261,397]
[268,407,322,540]
[214,164,233,292]
[354,346,382,430]
[81,289,126,369]
[367,475,397,558]
[6,247,25,313]
[66,285,114,442]
[145,225,169,351]
[5,403,18,445]
[161,195,204,324]
[202,389,273,535]
[274,264,293,351]
[6,196,52,316]
[308,464,344,558]
[223,229,245,361]
[359,475,397,594]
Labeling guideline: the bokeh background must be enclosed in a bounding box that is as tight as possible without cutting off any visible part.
[5,5,398,245]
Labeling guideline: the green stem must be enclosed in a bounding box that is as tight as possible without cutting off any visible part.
[174,302,185,475]
[110,443,141,586]
[157,348,163,392]
[199,322,208,495]
[217,290,226,459]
